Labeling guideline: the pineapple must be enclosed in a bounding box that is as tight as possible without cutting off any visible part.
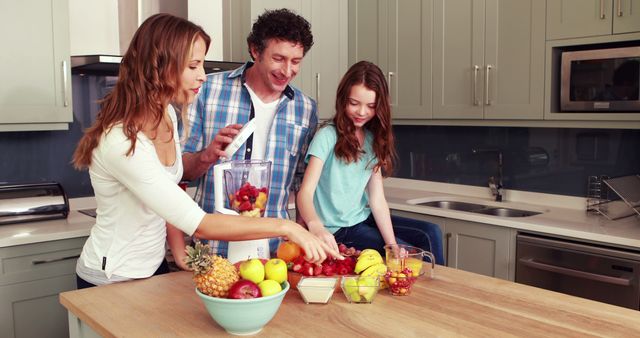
[184,242,239,298]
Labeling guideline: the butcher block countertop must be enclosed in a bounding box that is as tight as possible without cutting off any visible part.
[60,265,640,337]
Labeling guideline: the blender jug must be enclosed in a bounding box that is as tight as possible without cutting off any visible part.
[213,160,272,263]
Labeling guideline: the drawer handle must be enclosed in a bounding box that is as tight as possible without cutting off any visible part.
[518,257,632,286]
[32,254,80,265]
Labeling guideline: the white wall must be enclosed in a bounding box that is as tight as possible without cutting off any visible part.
[69,0,120,55]
[188,0,223,61]
[69,0,224,59]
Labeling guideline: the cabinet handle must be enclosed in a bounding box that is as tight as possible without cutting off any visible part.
[445,232,452,266]
[387,72,394,106]
[617,0,622,16]
[600,0,606,19]
[472,65,480,106]
[62,60,69,107]
[485,64,493,105]
[315,73,320,108]
[32,254,80,265]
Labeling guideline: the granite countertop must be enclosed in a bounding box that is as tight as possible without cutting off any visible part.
[3,180,639,250]
[384,178,640,250]
[0,196,97,248]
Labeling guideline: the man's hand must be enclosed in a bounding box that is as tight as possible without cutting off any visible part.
[183,123,243,180]
[200,124,243,163]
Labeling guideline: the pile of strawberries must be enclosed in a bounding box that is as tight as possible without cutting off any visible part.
[231,182,268,213]
[288,243,360,277]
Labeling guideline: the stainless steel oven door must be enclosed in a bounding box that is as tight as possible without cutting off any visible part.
[516,233,640,310]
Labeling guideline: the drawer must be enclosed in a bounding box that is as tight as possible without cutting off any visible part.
[0,237,87,286]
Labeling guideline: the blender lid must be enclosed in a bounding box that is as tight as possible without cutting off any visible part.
[224,118,257,158]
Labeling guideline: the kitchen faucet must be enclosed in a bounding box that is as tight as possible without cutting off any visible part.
[472,148,503,202]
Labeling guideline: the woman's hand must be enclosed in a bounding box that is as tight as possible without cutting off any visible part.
[308,222,340,254]
[284,220,343,264]
[173,250,192,271]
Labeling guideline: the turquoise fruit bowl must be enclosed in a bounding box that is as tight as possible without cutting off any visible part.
[195,281,290,336]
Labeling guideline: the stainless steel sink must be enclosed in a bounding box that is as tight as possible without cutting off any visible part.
[417,201,487,212]
[470,207,541,217]
[415,200,541,217]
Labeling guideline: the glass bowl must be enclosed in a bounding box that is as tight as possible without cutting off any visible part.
[297,276,338,304]
[340,275,380,303]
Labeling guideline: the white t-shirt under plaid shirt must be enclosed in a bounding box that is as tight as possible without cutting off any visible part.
[183,62,318,257]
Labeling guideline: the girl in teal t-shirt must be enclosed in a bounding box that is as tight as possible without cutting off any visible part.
[297,61,443,263]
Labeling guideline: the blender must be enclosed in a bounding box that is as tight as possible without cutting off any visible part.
[213,119,273,263]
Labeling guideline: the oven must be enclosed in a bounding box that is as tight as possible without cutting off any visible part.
[516,232,640,310]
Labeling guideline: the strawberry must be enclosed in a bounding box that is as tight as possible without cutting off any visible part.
[337,266,349,275]
[292,262,302,272]
[322,265,335,276]
[313,264,323,276]
[338,243,347,254]
[301,261,314,276]
[238,201,252,211]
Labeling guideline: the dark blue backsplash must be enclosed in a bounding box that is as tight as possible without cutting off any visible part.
[2,122,637,198]
[392,125,640,197]
[1,74,638,198]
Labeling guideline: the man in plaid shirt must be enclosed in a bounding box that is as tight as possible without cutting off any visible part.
[182,9,318,257]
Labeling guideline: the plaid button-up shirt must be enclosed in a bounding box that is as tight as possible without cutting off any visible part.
[183,62,318,256]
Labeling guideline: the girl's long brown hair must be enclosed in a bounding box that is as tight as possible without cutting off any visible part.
[332,61,396,176]
[72,14,210,169]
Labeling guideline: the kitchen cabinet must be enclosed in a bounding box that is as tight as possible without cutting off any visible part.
[445,219,516,280]
[432,0,545,120]
[391,209,516,281]
[0,237,86,338]
[546,0,640,40]
[0,0,72,132]
[348,0,433,119]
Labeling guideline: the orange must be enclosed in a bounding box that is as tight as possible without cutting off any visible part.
[276,241,302,263]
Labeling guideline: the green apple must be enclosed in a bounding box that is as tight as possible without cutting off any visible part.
[258,279,282,297]
[357,276,379,301]
[264,258,288,283]
[239,258,265,284]
[343,277,361,302]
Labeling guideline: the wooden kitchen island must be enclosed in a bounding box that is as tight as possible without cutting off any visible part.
[60,265,640,337]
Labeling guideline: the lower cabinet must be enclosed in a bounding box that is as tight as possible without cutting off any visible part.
[445,219,516,281]
[0,237,87,338]
[0,274,77,338]
[391,210,516,281]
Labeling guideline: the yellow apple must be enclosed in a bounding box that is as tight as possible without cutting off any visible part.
[258,279,282,297]
[264,258,288,284]
[239,258,265,284]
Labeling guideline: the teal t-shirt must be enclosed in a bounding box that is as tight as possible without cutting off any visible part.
[305,125,377,234]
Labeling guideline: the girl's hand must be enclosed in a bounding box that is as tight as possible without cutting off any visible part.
[284,220,342,264]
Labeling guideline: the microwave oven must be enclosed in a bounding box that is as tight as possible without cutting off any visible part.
[560,46,640,112]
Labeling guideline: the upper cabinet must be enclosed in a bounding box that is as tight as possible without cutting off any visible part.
[432,0,545,120]
[547,0,640,40]
[0,0,73,131]
[348,0,433,120]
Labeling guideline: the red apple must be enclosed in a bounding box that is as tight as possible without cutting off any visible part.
[228,280,262,299]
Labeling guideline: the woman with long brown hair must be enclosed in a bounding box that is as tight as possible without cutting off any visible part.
[72,13,340,288]
[297,61,442,262]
